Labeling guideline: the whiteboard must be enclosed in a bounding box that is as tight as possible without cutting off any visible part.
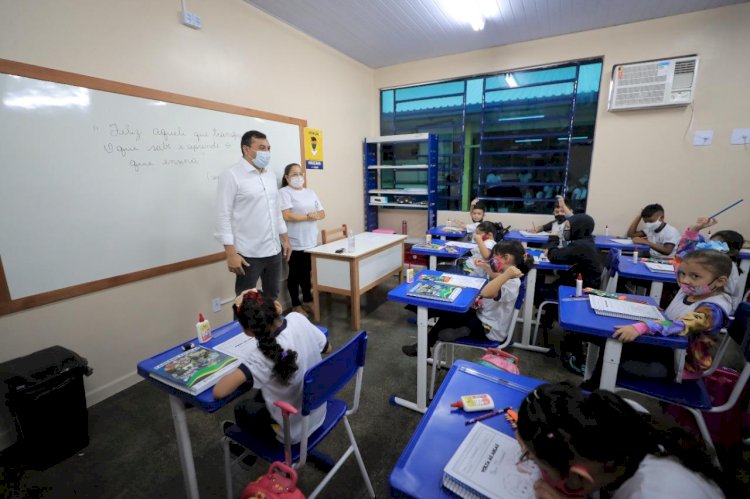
[0,64,303,304]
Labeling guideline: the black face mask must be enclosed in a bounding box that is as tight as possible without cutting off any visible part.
[555,215,566,223]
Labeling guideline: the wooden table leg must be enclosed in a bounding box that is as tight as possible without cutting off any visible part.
[350,260,360,330]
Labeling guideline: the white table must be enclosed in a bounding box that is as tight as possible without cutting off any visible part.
[307,232,406,330]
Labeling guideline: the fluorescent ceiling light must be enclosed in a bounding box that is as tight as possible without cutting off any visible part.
[515,138,542,143]
[439,0,500,31]
[497,114,545,122]
[504,74,518,88]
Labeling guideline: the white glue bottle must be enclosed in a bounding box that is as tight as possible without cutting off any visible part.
[605,225,609,236]
[196,313,212,343]
[575,273,583,297]
[633,249,639,263]
[450,394,495,412]
[406,263,414,283]
[347,230,356,252]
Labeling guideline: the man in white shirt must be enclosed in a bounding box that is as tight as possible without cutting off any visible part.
[214,130,292,298]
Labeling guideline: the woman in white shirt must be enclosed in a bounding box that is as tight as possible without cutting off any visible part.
[278,164,325,316]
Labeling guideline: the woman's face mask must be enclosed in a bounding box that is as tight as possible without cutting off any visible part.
[288,176,304,189]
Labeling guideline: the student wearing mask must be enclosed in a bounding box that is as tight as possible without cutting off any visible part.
[215,130,292,299]
[627,203,681,258]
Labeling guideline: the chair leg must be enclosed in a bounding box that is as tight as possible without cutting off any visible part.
[344,416,375,498]
[430,342,444,400]
[686,408,721,469]
[222,438,233,499]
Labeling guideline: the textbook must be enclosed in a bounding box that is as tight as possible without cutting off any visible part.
[442,423,539,499]
[149,346,240,395]
[407,281,462,302]
[643,262,675,273]
[441,226,465,234]
[411,242,459,253]
[589,295,664,321]
[419,273,485,289]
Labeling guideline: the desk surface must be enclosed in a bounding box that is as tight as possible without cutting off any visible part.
[505,229,550,243]
[617,258,677,283]
[306,232,406,257]
[430,225,466,239]
[526,248,571,271]
[136,321,248,412]
[387,270,483,313]
[593,235,650,252]
[409,239,470,259]
[557,286,687,350]
[389,360,543,498]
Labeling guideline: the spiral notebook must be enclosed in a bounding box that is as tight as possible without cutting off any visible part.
[442,423,539,499]
[588,295,664,321]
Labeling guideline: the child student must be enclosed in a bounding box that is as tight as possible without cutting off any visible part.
[545,213,603,289]
[452,198,486,235]
[402,241,533,356]
[613,247,733,379]
[517,383,726,498]
[676,217,745,312]
[627,203,681,258]
[462,221,499,277]
[214,289,332,445]
[529,195,573,244]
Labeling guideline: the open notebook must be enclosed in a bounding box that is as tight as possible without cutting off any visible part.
[443,423,539,499]
[643,262,675,273]
[589,295,664,321]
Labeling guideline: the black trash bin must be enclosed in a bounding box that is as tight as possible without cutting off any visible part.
[0,346,93,469]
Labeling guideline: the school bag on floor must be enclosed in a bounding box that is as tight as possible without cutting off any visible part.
[477,348,520,375]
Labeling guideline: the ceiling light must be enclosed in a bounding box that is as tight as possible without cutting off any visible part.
[439,0,500,32]
[504,73,518,88]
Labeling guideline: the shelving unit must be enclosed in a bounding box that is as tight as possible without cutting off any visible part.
[364,133,438,231]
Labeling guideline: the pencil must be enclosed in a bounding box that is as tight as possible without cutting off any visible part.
[465,409,504,425]
[708,199,743,220]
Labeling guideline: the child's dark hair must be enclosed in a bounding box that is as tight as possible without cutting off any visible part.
[492,240,534,274]
[472,201,486,212]
[517,383,724,493]
[476,221,510,240]
[681,249,733,282]
[712,230,745,274]
[641,203,664,218]
[280,163,300,187]
[232,290,299,384]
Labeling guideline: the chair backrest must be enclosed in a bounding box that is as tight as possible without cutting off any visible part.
[302,330,367,415]
[321,224,348,244]
[728,302,750,360]
[609,249,621,279]
[513,277,527,312]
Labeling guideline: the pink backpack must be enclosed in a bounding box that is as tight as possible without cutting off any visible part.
[477,348,520,375]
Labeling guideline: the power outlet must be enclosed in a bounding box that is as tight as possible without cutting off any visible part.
[182,10,202,29]
[730,128,750,145]
[211,298,221,313]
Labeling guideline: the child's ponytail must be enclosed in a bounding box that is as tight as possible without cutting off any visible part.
[233,290,299,384]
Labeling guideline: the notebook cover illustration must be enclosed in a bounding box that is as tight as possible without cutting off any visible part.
[151,346,239,394]
[407,281,462,302]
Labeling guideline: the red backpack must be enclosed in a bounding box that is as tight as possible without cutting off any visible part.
[241,461,305,499]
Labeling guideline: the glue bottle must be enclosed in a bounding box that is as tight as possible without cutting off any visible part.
[575,273,583,297]
[196,313,212,343]
[633,249,639,263]
[347,230,356,252]
[406,262,415,283]
[605,225,609,236]
[450,394,495,412]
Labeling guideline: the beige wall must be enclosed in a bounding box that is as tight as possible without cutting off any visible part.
[374,3,750,238]
[0,0,372,447]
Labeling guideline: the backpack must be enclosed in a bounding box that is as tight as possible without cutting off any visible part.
[477,348,520,375]
[242,461,306,499]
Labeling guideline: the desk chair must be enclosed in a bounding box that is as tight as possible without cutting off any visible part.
[221,330,375,499]
[614,302,750,467]
[429,278,526,399]
[604,249,621,293]
[600,247,619,291]
[321,224,348,245]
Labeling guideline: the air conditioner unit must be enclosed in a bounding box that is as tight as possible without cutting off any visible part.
[608,55,698,111]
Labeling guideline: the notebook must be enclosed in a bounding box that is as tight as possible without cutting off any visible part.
[643,262,674,273]
[519,230,549,238]
[149,346,240,395]
[446,241,478,249]
[442,423,539,499]
[406,281,462,302]
[588,295,664,321]
[411,242,459,253]
[609,238,634,245]
[419,273,486,289]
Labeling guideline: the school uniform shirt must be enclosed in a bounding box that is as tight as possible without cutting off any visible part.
[476,277,521,342]
[278,186,324,251]
[465,222,480,234]
[463,239,496,276]
[540,219,565,240]
[634,291,731,376]
[604,455,725,499]
[214,158,287,258]
[239,312,328,444]
[643,222,681,258]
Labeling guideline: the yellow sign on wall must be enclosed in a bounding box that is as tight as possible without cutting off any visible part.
[303,127,324,170]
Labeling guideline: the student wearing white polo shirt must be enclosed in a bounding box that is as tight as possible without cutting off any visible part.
[279,163,325,316]
[627,203,681,258]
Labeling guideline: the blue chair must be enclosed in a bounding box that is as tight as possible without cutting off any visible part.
[429,278,526,399]
[221,330,375,499]
[599,248,619,290]
[604,249,621,293]
[614,302,750,467]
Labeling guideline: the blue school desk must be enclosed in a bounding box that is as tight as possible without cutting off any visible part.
[610,257,677,303]
[429,225,467,240]
[517,249,571,353]
[137,320,328,499]
[504,229,550,245]
[557,286,687,391]
[387,270,484,413]
[594,235,650,253]
[409,239,470,270]
[389,360,543,498]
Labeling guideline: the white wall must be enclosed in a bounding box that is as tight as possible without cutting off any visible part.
[0,0,372,448]
[373,3,750,238]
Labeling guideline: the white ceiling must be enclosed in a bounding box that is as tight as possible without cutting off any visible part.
[244,0,746,68]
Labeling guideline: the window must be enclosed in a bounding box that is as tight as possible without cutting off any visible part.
[380,59,603,214]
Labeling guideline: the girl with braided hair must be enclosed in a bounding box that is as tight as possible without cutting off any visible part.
[214,288,331,444]
[515,383,725,498]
